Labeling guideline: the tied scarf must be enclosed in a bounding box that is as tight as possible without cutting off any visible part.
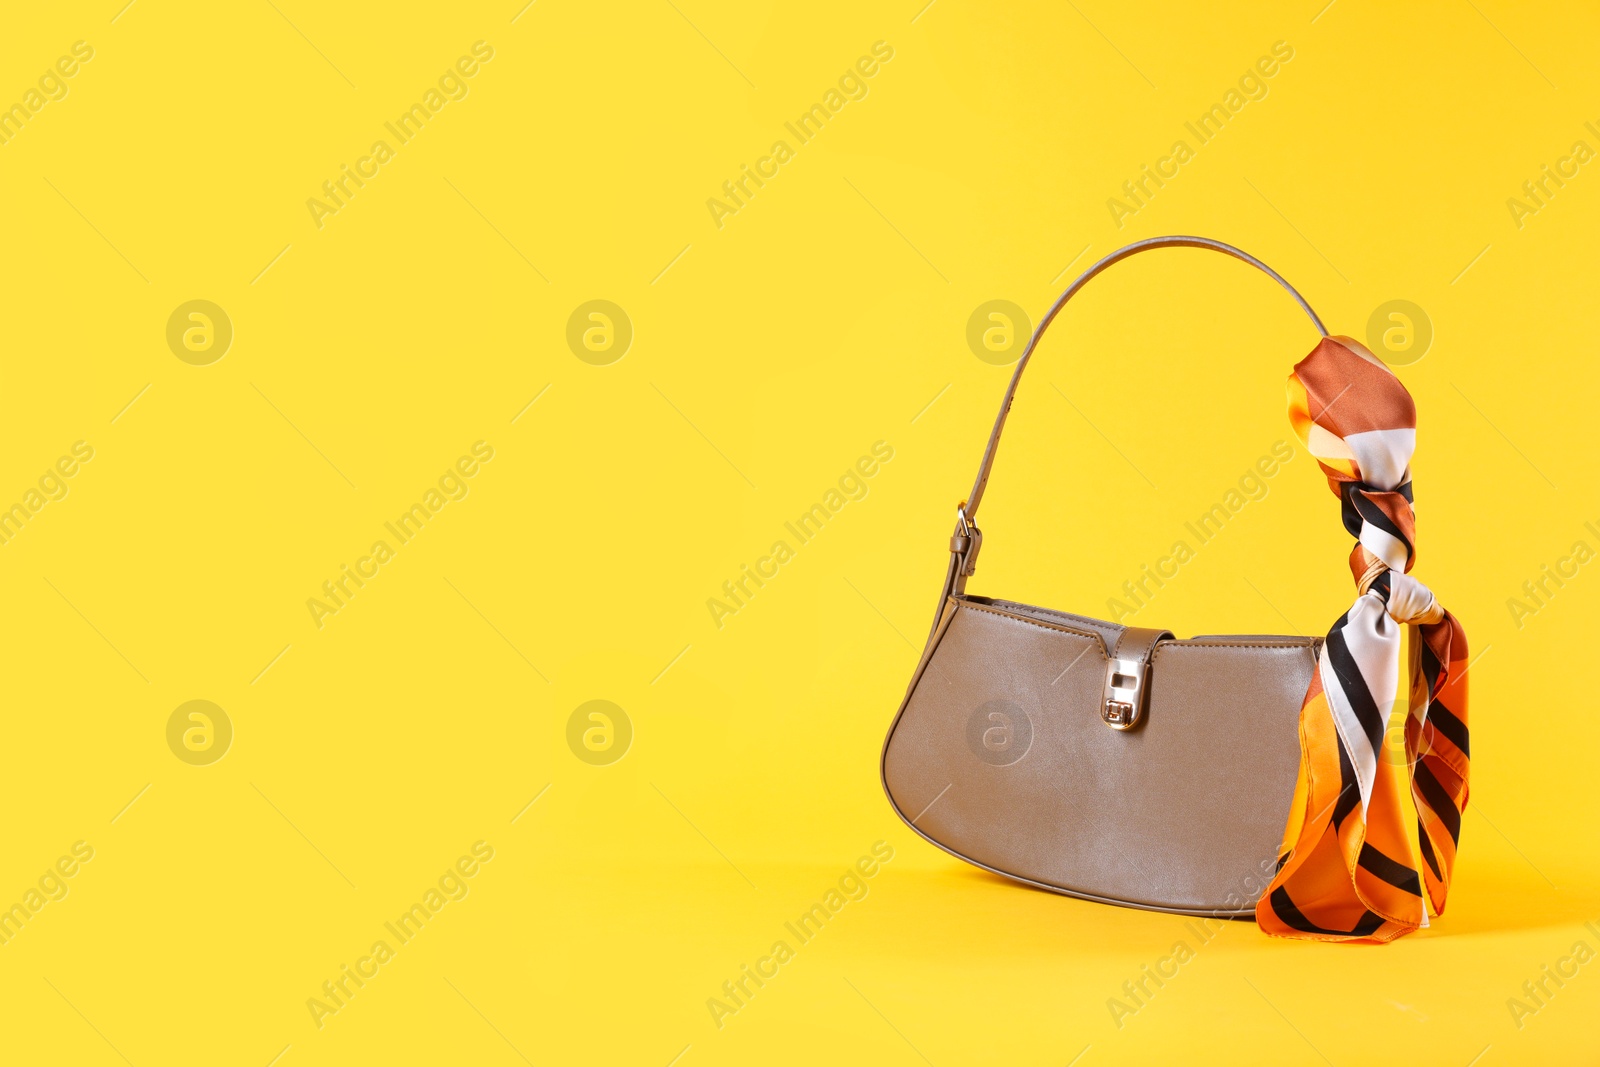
[1256,336,1471,943]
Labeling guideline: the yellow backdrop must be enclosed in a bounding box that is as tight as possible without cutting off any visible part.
[1,1,1595,1064]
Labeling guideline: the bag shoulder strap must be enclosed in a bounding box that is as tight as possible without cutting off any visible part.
[963,235,1326,525]
[934,236,1326,633]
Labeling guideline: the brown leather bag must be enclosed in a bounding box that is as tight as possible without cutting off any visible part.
[881,237,1330,917]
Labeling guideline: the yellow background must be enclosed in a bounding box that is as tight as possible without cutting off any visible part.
[2,1,1596,1063]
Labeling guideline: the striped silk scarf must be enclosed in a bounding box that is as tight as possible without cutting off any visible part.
[1256,336,1471,942]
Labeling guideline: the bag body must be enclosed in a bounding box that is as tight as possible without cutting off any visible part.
[881,596,1314,915]
[880,236,1331,917]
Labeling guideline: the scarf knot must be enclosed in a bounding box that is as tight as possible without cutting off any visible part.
[1366,569,1443,626]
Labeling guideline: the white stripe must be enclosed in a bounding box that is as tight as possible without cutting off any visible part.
[1321,646,1378,816]
[1343,594,1404,692]
[1359,522,1409,571]
[1343,428,1414,491]
[1321,595,1404,816]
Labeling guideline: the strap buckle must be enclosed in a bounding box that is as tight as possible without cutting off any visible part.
[951,503,982,576]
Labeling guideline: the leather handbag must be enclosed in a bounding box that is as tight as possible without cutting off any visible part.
[880,236,1331,918]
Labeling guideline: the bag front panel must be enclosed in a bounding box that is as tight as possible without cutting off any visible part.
[882,600,1311,914]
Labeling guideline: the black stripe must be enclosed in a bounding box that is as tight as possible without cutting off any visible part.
[1350,485,1411,550]
[1268,886,1336,934]
[1417,818,1442,881]
[1334,731,1360,827]
[1339,483,1364,539]
[1426,703,1469,758]
[1419,651,1441,697]
[1269,886,1387,938]
[1413,761,1461,844]
[1325,626,1387,755]
[1350,910,1387,937]
[1359,842,1422,896]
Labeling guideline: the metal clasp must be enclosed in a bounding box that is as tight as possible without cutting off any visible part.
[1102,657,1147,730]
[1099,628,1171,731]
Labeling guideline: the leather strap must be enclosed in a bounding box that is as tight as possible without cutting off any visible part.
[927,236,1327,645]
[963,236,1326,527]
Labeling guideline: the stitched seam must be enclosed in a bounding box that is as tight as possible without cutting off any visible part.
[1152,643,1311,667]
[1159,642,1312,650]
[959,603,1109,658]
[975,598,1119,633]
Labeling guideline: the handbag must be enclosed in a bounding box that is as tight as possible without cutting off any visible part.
[879,236,1470,940]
